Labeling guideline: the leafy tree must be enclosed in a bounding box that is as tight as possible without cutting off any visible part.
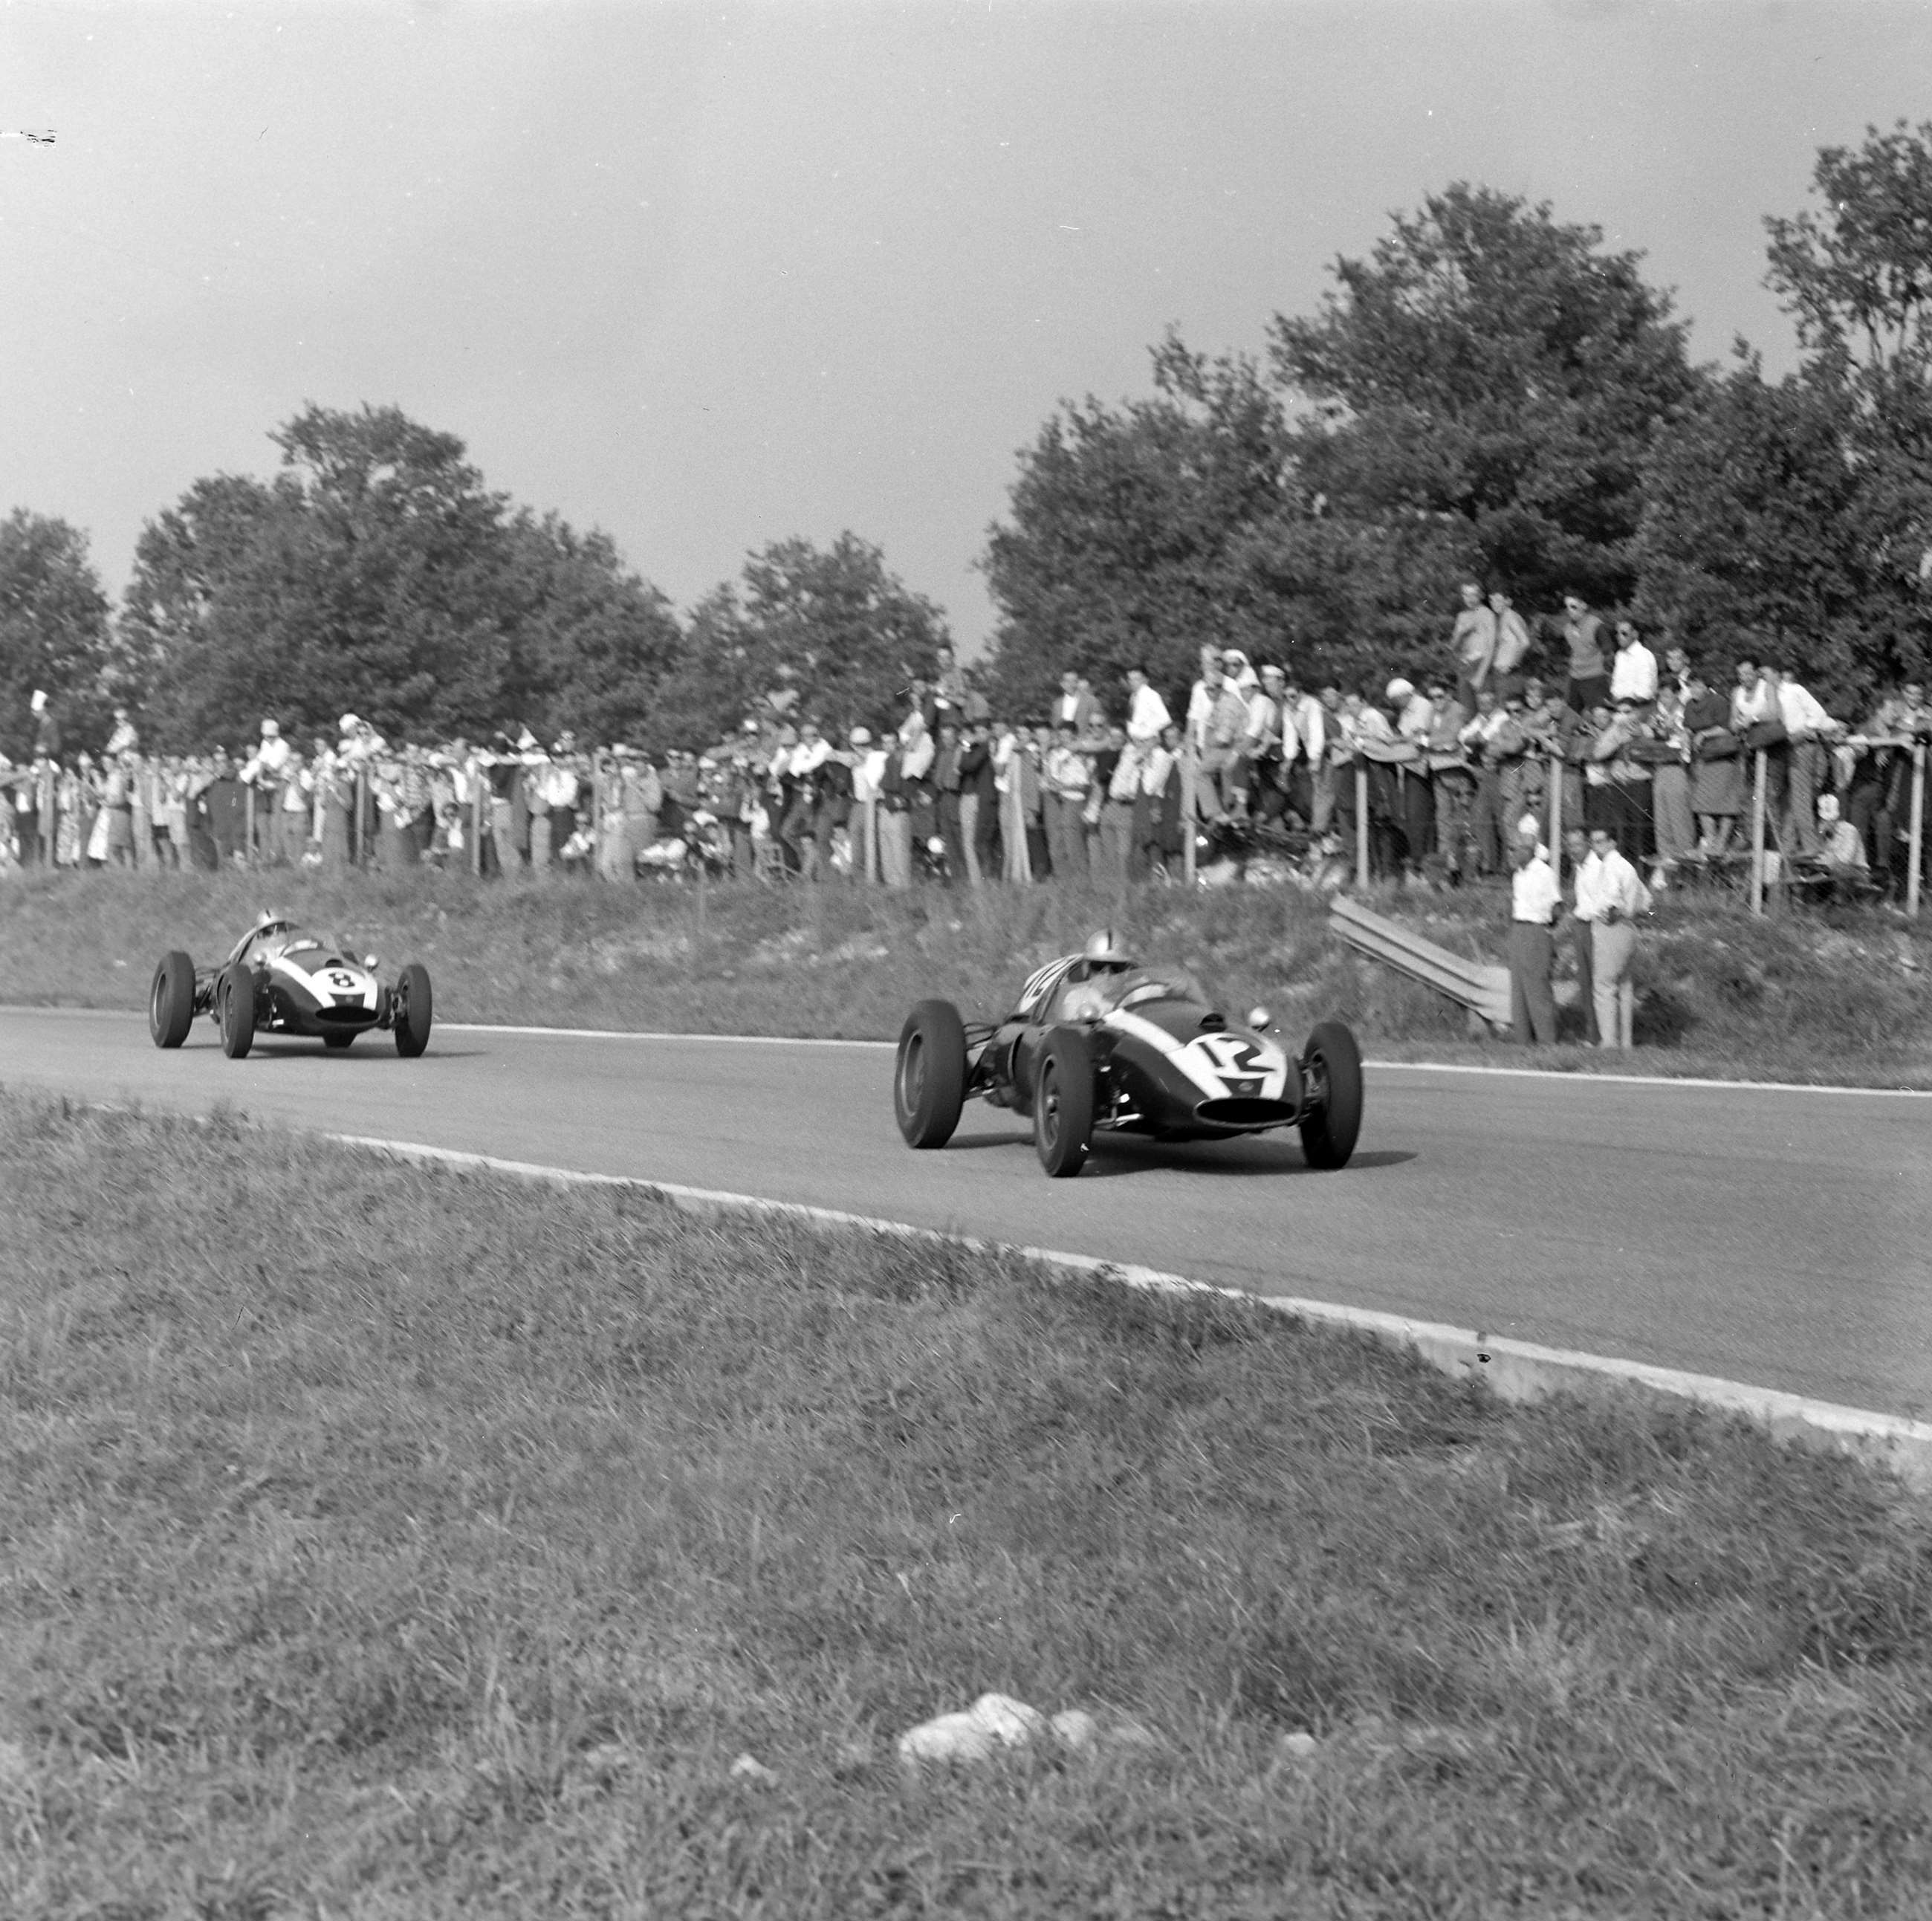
[650,534,948,752]
[1633,357,1924,706]
[0,510,115,759]
[1271,184,1702,624]
[1639,123,1932,707]
[493,511,683,747]
[982,339,1289,716]
[123,405,687,748]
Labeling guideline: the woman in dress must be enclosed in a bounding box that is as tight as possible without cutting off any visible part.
[1684,673,1744,855]
[1647,687,1696,870]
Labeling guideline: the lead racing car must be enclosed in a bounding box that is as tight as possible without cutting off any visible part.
[892,930,1363,1178]
[147,915,435,1060]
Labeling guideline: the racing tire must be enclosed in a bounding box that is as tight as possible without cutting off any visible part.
[149,950,195,1049]
[1034,1026,1095,1179]
[1297,1020,1363,1170]
[392,963,434,1058]
[218,963,256,1060]
[322,1032,355,1051]
[894,998,967,1148]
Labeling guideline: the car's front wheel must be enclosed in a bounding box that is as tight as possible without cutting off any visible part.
[218,963,256,1060]
[1034,1026,1094,1178]
[1297,1020,1363,1169]
[149,950,195,1049]
[895,999,967,1147]
[393,963,434,1058]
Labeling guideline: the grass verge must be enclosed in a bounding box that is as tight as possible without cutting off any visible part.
[4,865,1932,1087]
[4,1090,1932,1917]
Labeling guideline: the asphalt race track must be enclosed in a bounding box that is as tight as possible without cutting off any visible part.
[4,1007,1930,1421]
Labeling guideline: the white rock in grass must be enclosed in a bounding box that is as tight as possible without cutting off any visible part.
[897,1693,1046,1766]
[0,1740,27,1787]
[1050,1709,1098,1752]
[1279,1730,1319,1763]
[729,1752,776,1785]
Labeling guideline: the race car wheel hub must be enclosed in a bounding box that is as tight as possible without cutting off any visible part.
[898,1036,924,1112]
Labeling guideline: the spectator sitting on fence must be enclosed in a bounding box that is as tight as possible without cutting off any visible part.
[1815,792,1868,875]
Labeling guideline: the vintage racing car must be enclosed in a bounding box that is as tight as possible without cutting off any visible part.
[147,916,435,1060]
[892,930,1363,1178]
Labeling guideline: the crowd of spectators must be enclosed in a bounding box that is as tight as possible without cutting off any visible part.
[4,592,1929,901]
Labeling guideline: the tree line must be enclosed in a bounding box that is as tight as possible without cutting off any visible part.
[6,121,1931,762]
[0,406,950,763]
[982,121,1932,720]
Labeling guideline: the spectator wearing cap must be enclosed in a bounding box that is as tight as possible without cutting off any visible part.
[1507,825,1560,1045]
[1450,583,1497,711]
[1815,791,1869,897]
[1388,678,1436,869]
[241,719,293,860]
[1593,698,1656,861]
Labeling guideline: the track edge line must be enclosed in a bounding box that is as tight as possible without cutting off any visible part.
[327,1129,1932,1491]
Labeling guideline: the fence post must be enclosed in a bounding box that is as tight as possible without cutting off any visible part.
[864,794,881,883]
[1909,743,1927,920]
[1546,750,1563,879]
[1748,748,1767,917]
[591,760,605,882]
[470,771,482,877]
[244,784,256,866]
[1355,762,1370,890]
[1181,748,1197,887]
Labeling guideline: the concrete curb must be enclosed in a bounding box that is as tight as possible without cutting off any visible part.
[328,1130,1932,1492]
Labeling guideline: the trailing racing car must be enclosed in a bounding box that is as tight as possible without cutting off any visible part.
[892,930,1362,1178]
[147,915,435,1060]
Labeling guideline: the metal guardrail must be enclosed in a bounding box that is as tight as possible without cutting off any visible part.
[1328,894,1514,1031]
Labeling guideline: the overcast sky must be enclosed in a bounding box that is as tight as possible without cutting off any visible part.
[5,1,1932,656]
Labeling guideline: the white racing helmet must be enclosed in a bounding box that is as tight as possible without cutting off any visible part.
[1082,927,1137,970]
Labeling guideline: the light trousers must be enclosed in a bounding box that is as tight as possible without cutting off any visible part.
[1591,919,1637,1050]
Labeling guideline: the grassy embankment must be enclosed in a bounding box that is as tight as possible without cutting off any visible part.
[4,1090,1931,1917]
[3,864,1931,1086]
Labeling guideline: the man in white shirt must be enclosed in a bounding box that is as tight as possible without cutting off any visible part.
[1507,830,1560,1044]
[1043,719,1090,879]
[240,719,294,860]
[1608,621,1659,706]
[1573,825,1650,1049]
[1771,667,1842,858]
[1124,667,1171,744]
[1281,677,1326,829]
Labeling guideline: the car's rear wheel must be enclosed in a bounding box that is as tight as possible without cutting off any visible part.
[218,962,255,1060]
[393,963,434,1058]
[895,999,967,1147]
[322,1031,355,1051]
[1297,1019,1363,1169]
[149,950,195,1049]
[1034,1026,1094,1178]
